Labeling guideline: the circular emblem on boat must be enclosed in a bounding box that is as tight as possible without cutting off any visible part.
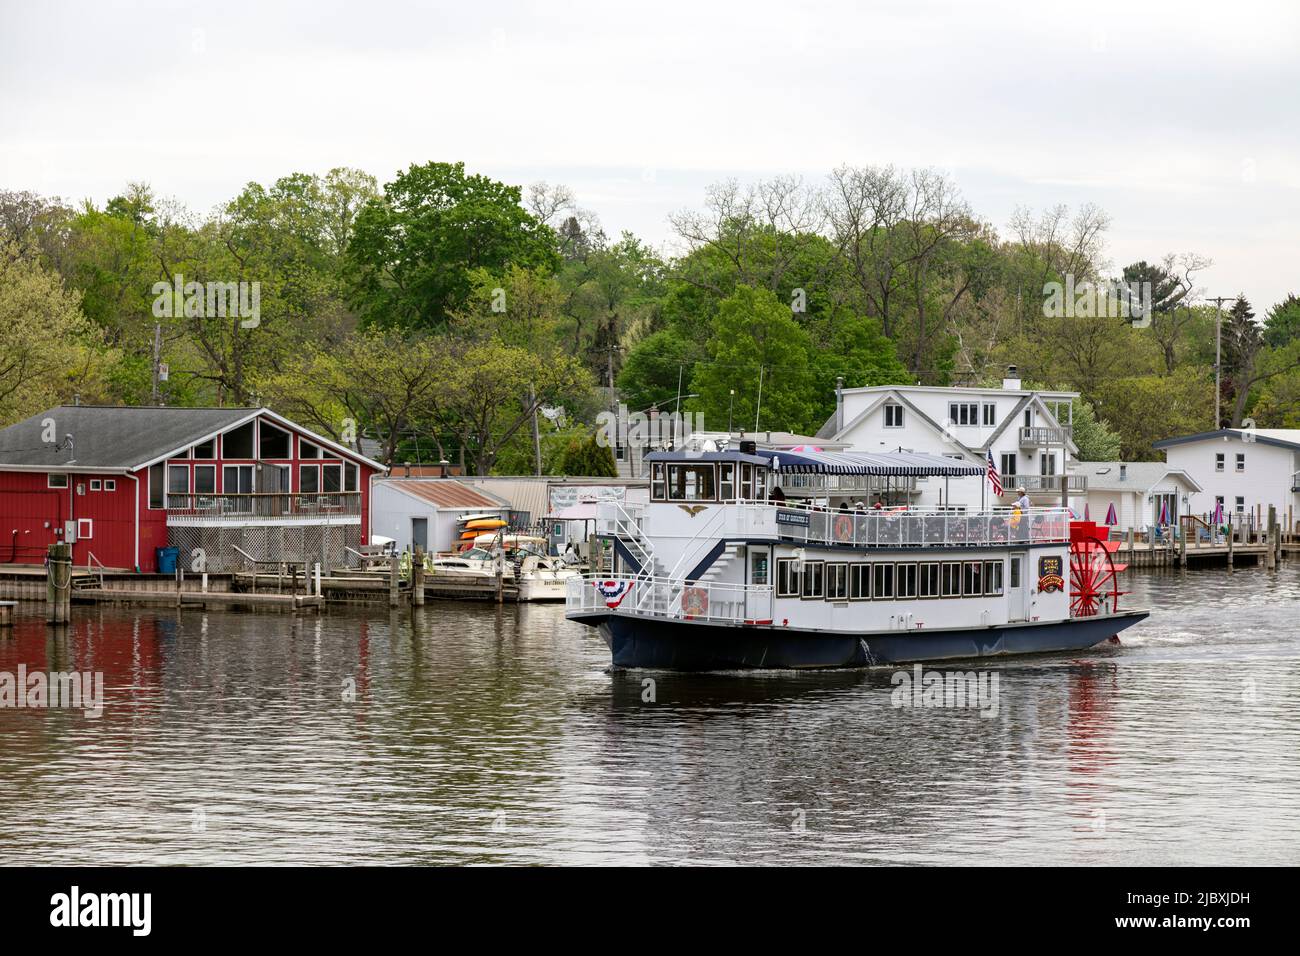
[833,514,854,542]
[682,586,708,617]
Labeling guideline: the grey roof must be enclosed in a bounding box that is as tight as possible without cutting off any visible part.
[1070,461,1203,493]
[1154,428,1300,452]
[0,405,256,471]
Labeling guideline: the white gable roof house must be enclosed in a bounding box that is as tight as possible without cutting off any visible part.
[816,368,1087,511]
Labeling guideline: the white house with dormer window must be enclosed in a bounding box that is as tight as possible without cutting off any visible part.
[815,369,1086,511]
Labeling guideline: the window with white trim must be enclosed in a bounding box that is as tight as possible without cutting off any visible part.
[825,563,848,601]
[48,473,68,489]
[776,558,801,598]
[77,518,92,540]
[849,563,871,600]
[801,561,825,599]
[884,403,904,428]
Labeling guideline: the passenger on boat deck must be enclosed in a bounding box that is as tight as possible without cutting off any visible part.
[1014,486,1031,511]
[838,500,851,512]
[872,498,885,510]
[769,486,786,503]
[854,500,866,510]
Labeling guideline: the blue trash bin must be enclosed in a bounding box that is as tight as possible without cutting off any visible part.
[155,546,179,574]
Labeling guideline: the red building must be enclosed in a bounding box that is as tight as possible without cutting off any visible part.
[0,406,385,572]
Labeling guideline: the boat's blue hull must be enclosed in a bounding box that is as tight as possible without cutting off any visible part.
[572,610,1150,670]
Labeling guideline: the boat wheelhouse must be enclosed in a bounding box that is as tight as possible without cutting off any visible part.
[565,444,1147,669]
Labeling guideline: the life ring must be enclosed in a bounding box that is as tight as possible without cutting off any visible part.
[682,586,708,616]
[834,514,854,543]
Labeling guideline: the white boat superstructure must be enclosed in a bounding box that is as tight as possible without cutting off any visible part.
[429,540,580,601]
[565,445,1146,668]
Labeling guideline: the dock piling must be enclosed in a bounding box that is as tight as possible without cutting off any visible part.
[46,542,71,625]
[412,548,425,606]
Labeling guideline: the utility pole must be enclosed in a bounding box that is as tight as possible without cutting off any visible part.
[150,322,162,404]
[728,389,735,433]
[1208,296,1236,428]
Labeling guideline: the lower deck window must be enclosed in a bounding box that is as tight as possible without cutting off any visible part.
[919,562,940,598]
[776,558,801,598]
[895,563,918,599]
[941,562,961,597]
[801,561,824,599]
[873,563,894,600]
[849,564,870,600]
[826,563,848,601]
[984,560,1004,595]
[963,561,983,596]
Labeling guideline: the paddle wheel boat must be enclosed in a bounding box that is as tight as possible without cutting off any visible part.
[565,445,1147,669]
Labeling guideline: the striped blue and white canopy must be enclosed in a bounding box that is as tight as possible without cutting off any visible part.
[755,449,983,477]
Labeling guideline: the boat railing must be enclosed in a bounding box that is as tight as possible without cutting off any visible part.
[567,573,772,625]
[732,503,1070,548]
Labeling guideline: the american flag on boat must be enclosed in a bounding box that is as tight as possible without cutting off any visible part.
[986,449,1003,497]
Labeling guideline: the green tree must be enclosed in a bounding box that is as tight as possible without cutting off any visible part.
[557,433,617,477]
[1069,397,1123,461]
[691,285,817,433]
[0,246,114,424]
[346,161,559,331]
[1095,370,1213,459]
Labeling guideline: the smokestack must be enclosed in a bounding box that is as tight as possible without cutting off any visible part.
[1002,365,1021,390]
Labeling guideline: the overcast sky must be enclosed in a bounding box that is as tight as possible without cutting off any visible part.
[2,0,1297,309]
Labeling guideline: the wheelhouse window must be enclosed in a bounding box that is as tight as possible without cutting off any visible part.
[259,421,291,459]
[919,562,940,598]
[941,562,961,597]
[984,561,1004,595]
[776,558,801,598]
[740,463,753,500]
[873,563,894,600]
[826,563,848,601]
[651,462,666,501]
[667,463,716,501]
[719,463,735,500]
[800,561,824,599]
[849,564,871,600]
[754,467,767,500]
[896,563,918,599]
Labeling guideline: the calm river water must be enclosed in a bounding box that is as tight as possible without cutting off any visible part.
[1,565,1298,865]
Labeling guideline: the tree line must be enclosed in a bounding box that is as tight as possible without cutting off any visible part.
[2,161,1298,471]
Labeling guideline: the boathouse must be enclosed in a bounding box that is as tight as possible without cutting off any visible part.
[0,405,385,572]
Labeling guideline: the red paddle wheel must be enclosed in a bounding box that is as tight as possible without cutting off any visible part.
[1068,520,1128,617]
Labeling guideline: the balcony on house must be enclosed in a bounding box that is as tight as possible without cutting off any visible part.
[165,492,362,524]
[1019,425,1072,448]
[1015,474,1088,495]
